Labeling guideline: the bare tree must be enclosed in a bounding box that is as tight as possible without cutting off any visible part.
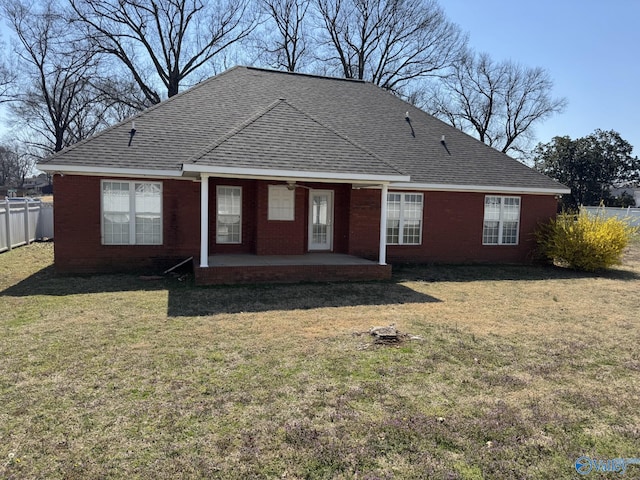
[256,0,310,71]
[2,0,109,153]
[0,143,35,188]
[0,145,18,186]
[314,0,466,92]
[91,73,150,119]
[427,51,567,155]
[0,34,17,102]
[70,0,259,104]
[0,61,15,102]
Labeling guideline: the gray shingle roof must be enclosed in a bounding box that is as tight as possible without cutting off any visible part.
[189,99,404,177]
[39,66,567,191]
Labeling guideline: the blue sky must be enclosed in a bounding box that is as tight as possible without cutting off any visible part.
[2,0,639,158]
[444,0,640,155]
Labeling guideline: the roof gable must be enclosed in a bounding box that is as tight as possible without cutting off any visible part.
[187,99,405,178]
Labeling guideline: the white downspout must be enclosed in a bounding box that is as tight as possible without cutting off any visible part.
[379,184,388,265]
[200,174,210,267]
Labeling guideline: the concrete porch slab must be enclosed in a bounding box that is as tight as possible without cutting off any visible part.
[207,253,380,267]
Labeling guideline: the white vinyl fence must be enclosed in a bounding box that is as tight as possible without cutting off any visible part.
[0,199,54,253]
[580,206,640,227]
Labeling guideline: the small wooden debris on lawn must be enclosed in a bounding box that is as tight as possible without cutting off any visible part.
[163,256,194,274]
[136,256,194,281]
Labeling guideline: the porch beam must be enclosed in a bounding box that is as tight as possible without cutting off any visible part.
[378,184,388,265]
[199,174,210,267]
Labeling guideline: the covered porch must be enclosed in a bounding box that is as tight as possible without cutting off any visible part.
[186,158,411,285]
[194,253,392,285]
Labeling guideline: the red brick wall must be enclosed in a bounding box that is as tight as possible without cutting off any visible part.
[251,181,350,255]
[348,189,381,260]
[347,189,558,264]
[255,182,307,255]
[53,174,200,273]
[209,178,257,254]
[52,175,558,274]
[386,191,558,264]
[333,184,351,254]
[53,176,356,273]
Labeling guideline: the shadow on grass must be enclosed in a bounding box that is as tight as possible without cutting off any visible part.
[166,281,441,316]
[0,265,441,316]
[392,262,640,283]
[3,260,638,316]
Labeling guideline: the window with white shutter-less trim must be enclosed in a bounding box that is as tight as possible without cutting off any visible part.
[102,180,162,245]
[217,186,242,244]
[483,196,520,245]
[386,192,423,245]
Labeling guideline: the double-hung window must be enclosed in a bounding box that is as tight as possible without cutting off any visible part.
[386,192,423,245]
[217,186,242,244]
[483,196,521,245]
[102,180,162,245]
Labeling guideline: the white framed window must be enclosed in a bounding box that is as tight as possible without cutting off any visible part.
[483,196,521,245]
[102,180,162,245]
[268,185,295,221]
[387,192,423,245]
[217,186,242,244]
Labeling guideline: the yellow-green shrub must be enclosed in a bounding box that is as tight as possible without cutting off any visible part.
[536,211,638,271]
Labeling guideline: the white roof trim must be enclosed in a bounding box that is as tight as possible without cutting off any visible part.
[389,182,571,195]
[38,163,567,194]
[181,163,410,183]
[38,164,183,178]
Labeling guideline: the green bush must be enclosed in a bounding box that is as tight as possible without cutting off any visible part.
[536,211,638,271]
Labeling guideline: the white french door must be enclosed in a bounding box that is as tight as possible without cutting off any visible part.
[308,190,334,251]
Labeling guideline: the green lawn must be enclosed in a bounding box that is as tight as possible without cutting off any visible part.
[1,242,639,479]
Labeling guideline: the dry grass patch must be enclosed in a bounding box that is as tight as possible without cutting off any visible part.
[1,241,639,479]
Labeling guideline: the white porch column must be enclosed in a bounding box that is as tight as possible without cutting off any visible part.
[378,184,388,265]
[199,174,210,268]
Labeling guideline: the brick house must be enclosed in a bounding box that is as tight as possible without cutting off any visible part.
[38,66,569,284]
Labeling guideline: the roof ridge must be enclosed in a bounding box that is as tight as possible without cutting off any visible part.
[187,98,286,164]
[246,66,365,84]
